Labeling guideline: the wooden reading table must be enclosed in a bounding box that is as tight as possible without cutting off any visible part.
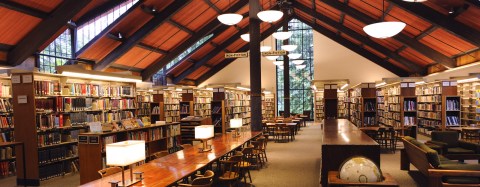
[80,131,262,187]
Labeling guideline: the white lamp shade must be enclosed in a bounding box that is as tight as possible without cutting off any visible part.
[257,10,283,23]
[292,60,304,65]
[273,32,292,40]
[217,13,243,25]
[195,125,214,140]
[273,61,283,66]
[279,65,284,69]
[265,55,279,60]
[296,64,306,69]
[241,34,250,42]
[260,46,271,52]
[106,140,145,166]
[281,45,297,51]
[230,118,243,128]
[288,53,301,59]
[363,21,406,39]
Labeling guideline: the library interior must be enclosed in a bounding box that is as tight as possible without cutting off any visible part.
[2,0,480,186]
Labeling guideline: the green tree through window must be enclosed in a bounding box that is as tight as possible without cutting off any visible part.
[276,19,314,116]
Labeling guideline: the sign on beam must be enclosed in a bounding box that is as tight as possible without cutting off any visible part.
[261,50,287,56]
[225,52,249,58]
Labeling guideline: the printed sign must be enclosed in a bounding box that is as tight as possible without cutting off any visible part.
[261,50,287,56]
[225,52,249,58]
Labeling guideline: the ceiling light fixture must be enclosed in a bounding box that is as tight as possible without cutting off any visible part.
[288,53,301,59]
[266,56,279,60]
[279,65,284,69]
[260,46,271,52]
[363,0,406,39]
[241,33,250,42]
[273,61,283,66]
[292,60,304,65]
[273,31,292,40]
[257,0,283,23]
[281,45,297,51]
[296,64,306,69]
[217,0,243,25]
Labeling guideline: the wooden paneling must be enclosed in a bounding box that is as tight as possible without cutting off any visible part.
[71,0,109,21]
[211,26,239,45]
[427,64,448,74]
[79,37,121,61]
[419,28,477,57]
[226,39,244,52]
[184,9,217,31]
[343,16,366,36]
[0,51,7,61]
[0,7,41,45]
[206,53,225,67]
[386,6,432,38]
[316,20,338,33]
[455,5,480,31]
[142,23,181,47]
[399,47,434,66]
[388,59,412,72]
[110,8,153,38]
[172,1,209,27]
[348,0,386,19]
[114,46,163,69]
[169,62,193,77]
[189,43,215,61]
[456,49,480,66]
[371,38,403,51]
[188,66,210,80]
[363,45,387,59]
[10,0,61,12]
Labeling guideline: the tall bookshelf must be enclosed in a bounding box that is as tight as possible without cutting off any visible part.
[136,90,153,126]
[263,93,275,120]
[78,122,180,184]
[416,80,460,135]
[11,71,139,185]
[0,77,14,178]
[377,82,417,137]
[314,91,324,122]
[225,89,251,126]
[193,90,212,118]
[324,84,338,119]
[349,83,376,127]
[163,90,181,123]
[338,91,346,118]
[457,81,479,126]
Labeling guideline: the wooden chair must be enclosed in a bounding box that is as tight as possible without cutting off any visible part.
[218,155,243,187]
[178,170,214,187]
[274,123,289,143]
[98,166,122,178]
[254,137,268,164]
[238,147,254,184]
[153,150,169,159]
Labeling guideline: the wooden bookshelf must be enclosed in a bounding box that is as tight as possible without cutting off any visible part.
[338,91,346,118]
[314,91,324,122]
[262,94,275,120]
[163,90,181,123]
[211,100,226,134]
[78,122,180,184]
[416,80,459,135]
[377,82,417,137]
[324,84,338,119]
[349,83,376,127]
[457,81,479,126]
[193,90,212,118]
[179,117,210,144]
[225,89,251,126]
[0,77,14,178]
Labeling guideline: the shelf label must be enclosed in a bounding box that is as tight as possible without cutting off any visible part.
[11,75,20,84]
[408,83,415,87]
[325,85,331,89]
[261,50,287,56]
[442,81,450,86]
[225,52,248,58]
[18,95,27,104]
[78,136,88,144]
[22,75,32,83]
[450,82,457,86]
[331,85,337,89]
[400,83,408,88]
[88,136,99,144]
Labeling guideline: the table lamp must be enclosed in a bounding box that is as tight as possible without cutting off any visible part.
[106,140,146,186]
[195,125,214,152]
[230,118,243,137]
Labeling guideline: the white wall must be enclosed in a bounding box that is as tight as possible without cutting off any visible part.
[313,31,398,87]
[199,36,277,92]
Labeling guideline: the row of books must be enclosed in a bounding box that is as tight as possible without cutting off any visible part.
[136,95,153,102]
[363,117,376,126]
[194,103,211,110]
[0,99,12,112]
[37,133,61,147]
[385,112,401,121]
[0,83,10,98]
[364,102,375,112]
[387,86,401,96]
[416,85,443,95]
[0,147,13,160]
[194,97,211,103]
[102,135,117,152]
[149,128,164,141]
[165,110,179,117]
[377,96,384,103]
[38,146,75,164]
[404,117,416,126]
[37,97,137,112]
[0,132,13,142]
[384,119,400,127]
[128,131,147,141]
[34,80,134,97]
[388,104,400,112]
[418,118,441,127]
[0,116,13,128]
[180,104,190,114]
[165,116,179,123]
[404,101,416,111]
[446,116,460,126]
[446,99,460,111]
[387,96,400,104]
[39,161,78,181]
[418,111,441,119]
[165,104,179,110]
[418,103,441,111]
[418,95,442,103]
[0,161,14,177]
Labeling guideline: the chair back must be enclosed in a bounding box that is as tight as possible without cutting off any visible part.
[221,155,242,179]
[190,170,214,187]
[98,167,122,178]
[431,131,459,147]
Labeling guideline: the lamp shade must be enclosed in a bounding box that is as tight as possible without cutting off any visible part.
[257,10,283,23]
[265,56,279,60]
[281,45,297,51]
[217,13,243,25]
[195,125,214,140]
[292,60,304,65]
[279,65,284,69]
[296,64,306,69]
[230,118,243,128]
[273,31,292,40]
[260,46,271,52]
[363,21,406,39]
[106,140,145,166]
[288,53,302,59]
[241,34,250,42]
[273,61,283,66]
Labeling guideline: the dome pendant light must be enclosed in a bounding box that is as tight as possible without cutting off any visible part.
[363,0,405,39]
[281,45,297,51]
[273,31,292,40]
[241,34,250,42]
[257,0,283,23]
[217,0,242,25]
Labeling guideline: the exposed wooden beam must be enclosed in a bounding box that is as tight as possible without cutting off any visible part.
[110,64,143,72]
[203,0,222,14]
[8,0,91,66]
[0,43,13,52]
[75,1,142,57]
[137,43,169,54]
[195,16,293,85]
[0,0,48,18]
[77,0,132,26]
[390,0,480,47]
[415,25,438,40]
[294,3,423,74]
[167,19,194,35]
[141,0,248,81]
[296,16,409,77]
[105,33,124,41]
[320,0,455,68]
[93,0,191,71]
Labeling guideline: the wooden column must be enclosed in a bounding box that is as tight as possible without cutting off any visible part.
[249,0,262,131]
[283,21,290,117]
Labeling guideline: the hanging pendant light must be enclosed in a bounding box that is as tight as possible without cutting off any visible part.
[273,31,292,40]
[363,0,406,39]
[241,34,250,42]
[217,0,243,25]
[296,64,306,69]
[265,56,279,60]
[288,53,301,59]
[260,46,271,52]
[279,65,284,69]
[257,0,283,23]
[273,61,283,66]
[281,45,297,51]
[292,60,304,65]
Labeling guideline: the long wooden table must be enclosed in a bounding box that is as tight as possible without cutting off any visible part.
[321,119,380,187]
[80,131,262,187]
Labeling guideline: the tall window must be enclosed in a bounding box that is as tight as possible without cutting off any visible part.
[153,34,214,85]
[276,19,314,115]
[76,0,139,51]
[39,29,72,73]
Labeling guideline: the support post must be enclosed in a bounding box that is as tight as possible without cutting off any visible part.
[249,0,262,131]
[283,21,291,117]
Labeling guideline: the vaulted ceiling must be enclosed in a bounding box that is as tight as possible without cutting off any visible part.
[0,0,479,85]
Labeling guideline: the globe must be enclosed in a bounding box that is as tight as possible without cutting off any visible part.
[339,156,382,183]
